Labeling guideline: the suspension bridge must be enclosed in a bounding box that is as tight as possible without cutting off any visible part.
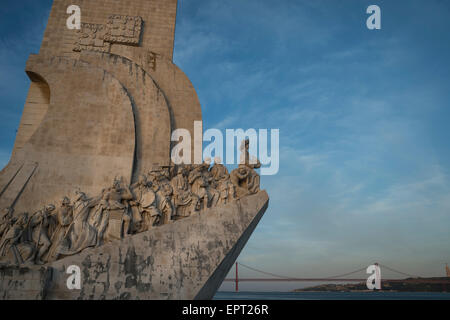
[223,262,450,291]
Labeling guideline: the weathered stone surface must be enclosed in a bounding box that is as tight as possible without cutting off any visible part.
[121,48,204,156]
[0,162,37,210]
[7,57,137,214]
[0,191,268,300]
[40,0,178,60]
[77,51,173,178]
[0,266,52,300]
[80,50,203,162]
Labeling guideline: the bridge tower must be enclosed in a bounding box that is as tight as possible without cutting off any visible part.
[235,262,239,292]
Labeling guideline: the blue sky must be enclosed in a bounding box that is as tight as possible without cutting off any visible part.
[1,1,450,291]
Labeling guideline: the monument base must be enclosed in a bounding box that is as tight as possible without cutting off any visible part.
[0,191,268,300]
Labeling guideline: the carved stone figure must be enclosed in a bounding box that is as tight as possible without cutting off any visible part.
[231,140,261,197]
[131,175,160,232]
[239,139,261,168]
[148,166,171,192]
[216,180,235,206]
[102,178,134,243]
[210,157,230,182]
[0,216,18,260]
[202,158,220,207]
[188,164,211,210]
[0,207,14,238]
[231,165,261,197]
[59,191,97,257]
[73,190,91,214]
[158,183,175,225]
[45,197,74,262]
[130,175,145,231]
[29,205,56,264]
[210,157,235,205]
[171,166,189,193]
[171,166,200,219]
[0,213,34,266]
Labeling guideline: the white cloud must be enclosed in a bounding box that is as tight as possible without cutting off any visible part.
[210,115,238,130]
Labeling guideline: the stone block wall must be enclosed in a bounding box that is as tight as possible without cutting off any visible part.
[0,266,52,300]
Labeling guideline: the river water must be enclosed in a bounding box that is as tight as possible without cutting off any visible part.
[214,291,450,300]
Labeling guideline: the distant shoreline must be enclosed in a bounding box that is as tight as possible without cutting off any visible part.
[293,277,450,293]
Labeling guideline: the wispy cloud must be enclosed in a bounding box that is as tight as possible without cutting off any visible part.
[1,0,450,291]
[182,0,450,289]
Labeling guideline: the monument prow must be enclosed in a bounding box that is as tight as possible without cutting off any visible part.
[0,191,268,300]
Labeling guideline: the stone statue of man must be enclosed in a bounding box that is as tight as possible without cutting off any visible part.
[29,204,56,264]
[45,197,74,262]
[131,175,161,232]
[0,207,14,239]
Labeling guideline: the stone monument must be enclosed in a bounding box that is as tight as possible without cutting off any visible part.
[0,0,268,300]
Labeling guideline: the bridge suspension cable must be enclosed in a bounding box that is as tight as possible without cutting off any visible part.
[237,262,368,280]
[237,262,293,279]
[378,263,419,278]
[325,267,368,279]
[236,262,419,280]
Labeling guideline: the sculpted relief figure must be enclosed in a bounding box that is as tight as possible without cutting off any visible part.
[131,175,161,232]
[210,158,229,182]
[60,191,97,256]
[211,158,235,206]
[158,183,175,225]
[97,178,134,244]
[149,166,175,224]
[171,165,200,219]
[89,188,110,244]
[148,166,170,188]
[201,158,220,207]
[45,197,74,262]
[0,216,18,260]
[0,207,14,239]
[230,139,261,197]
[188,164,211,210]
[0,213,34,266]
[29,205,56,264]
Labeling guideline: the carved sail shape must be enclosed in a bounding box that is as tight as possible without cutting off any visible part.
[2,57,137,214]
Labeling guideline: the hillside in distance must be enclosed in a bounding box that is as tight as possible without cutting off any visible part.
[294,278,450,292]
